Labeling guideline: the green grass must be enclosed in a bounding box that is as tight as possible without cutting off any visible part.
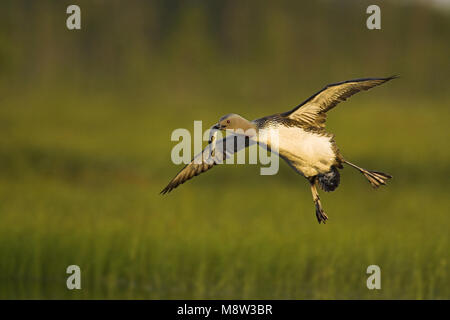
[0,88,448,299]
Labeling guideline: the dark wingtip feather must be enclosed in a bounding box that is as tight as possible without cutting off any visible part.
[328,75,399,87]
[385,75,399,81]
[160,185,172,195]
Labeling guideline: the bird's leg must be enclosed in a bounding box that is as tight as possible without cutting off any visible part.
[310,178,328,224]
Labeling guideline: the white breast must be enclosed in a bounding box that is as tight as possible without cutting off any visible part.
[258,125,336,177]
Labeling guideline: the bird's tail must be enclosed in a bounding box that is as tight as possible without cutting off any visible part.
[344,160,392,188]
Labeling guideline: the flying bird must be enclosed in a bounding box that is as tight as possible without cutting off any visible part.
[161,77,395,223]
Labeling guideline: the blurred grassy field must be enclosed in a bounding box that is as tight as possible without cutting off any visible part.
[0,0,449,299]
[0,90,448,299]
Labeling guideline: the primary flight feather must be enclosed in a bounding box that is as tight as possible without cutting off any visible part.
[162,76,396,223]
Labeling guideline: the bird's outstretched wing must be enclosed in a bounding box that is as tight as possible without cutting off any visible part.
[160,134,255,194]
[281,76,397,128]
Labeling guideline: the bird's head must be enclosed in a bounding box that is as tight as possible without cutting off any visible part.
[212,114,255,133]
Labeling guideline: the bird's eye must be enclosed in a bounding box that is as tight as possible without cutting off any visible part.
[227,120,230,124]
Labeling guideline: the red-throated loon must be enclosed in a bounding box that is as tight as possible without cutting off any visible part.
[161,76,396,224]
